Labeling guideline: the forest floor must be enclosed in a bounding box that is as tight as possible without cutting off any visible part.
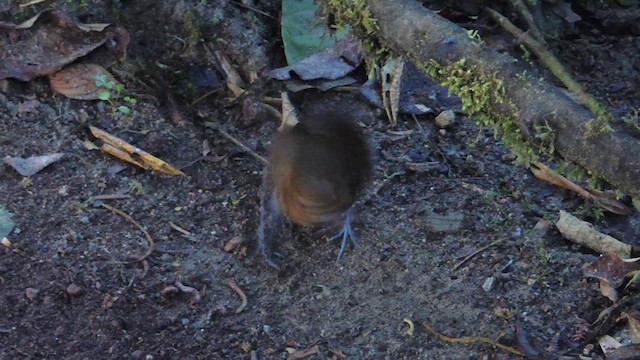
[1,0,639,359]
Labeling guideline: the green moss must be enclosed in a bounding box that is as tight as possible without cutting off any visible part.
[322,0,389,58]
[422,58,539,164]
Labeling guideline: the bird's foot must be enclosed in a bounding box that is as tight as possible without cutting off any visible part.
[330,209,357,261]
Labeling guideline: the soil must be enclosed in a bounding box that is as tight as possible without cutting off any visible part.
[1,1,639,359]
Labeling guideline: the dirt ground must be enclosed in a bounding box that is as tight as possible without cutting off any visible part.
[1,0,639,359]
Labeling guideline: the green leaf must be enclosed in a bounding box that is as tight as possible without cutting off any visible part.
[98,91,111,101]
[0,205,15,239]
[281,0,347,65]
[118,106,131,114]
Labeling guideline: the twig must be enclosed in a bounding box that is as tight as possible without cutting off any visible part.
[86,194,132,202]
[422,321,524,356]
[224,278,248,313]
[169,222,198,242]
[175,281,202,304]
[230,0,277,20]
[451,238,507,271]
[487,8,611,120]
[100,203,155,263]
[204,121,268,165]
[508,0,545,44]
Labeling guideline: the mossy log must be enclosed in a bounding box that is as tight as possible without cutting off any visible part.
[324,0,640,197]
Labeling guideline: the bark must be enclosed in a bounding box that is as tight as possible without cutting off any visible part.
[329,0,640,197]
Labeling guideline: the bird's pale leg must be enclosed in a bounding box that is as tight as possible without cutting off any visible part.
[330,208,357,261]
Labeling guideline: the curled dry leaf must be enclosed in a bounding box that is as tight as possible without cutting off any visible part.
[556,210,632,258]
[4,153,65,176]
[49,63,120,100]
[279,92,299,131]
[381,56,404,127]
[531,163,632,215]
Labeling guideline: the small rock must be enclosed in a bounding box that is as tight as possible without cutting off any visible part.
[482,276,496,292]
[435,110,455,128]
[25,287,39,300]
[66,283,83,296]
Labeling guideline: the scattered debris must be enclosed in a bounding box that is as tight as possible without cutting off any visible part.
[223,236,243,252]
[403,318,415,336]
[66,283,83,297]
[174,281,202,305]
[285,344,319,360]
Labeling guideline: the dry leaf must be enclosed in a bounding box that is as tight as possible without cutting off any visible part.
[49,63,119,100]
[583,253,640,288]
[279,92,299,131]
[4,153,65,176]
[556,210,632,258]
[381,57,404,127]
[531,163,631,215]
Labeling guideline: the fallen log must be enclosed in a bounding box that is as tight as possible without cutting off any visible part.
[322,0,640,197]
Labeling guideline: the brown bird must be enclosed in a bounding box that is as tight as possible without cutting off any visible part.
[267,111,371,260]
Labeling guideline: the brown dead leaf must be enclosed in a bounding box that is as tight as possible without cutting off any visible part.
[531,162,631,215]
[49,63,119,100]
[583,253,640,288]
[0,10,129,81]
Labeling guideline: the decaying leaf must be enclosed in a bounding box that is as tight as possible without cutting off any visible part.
[598,335,622,355]
[531,162,631,215]
[267,33,363,81]
[4,153,65,176]
[583,253,640,288]
[381,56,404,127]
[285,344,319,360]
[89,126,185,176]
[0,9,129,81]
[279,92,299,131]
[556,210,632,258]
[621,312,640,344]
[49,63,120,100]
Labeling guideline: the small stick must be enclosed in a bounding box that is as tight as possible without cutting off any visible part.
[204,122,268,165]
[169,222,198,242]
[101,203,155,263]
[87,194,132,202]
[224,278,248,313]
[423,321,524,356]
[451,238,506,271]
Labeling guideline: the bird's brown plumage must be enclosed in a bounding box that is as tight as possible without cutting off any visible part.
[269,112,370,227]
